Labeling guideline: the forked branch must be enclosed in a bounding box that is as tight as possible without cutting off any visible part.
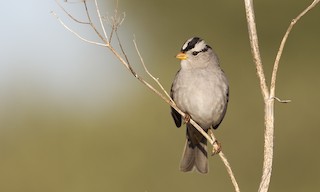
[244,0,319,192]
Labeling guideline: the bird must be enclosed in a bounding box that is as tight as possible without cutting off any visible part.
[170,37,229,174]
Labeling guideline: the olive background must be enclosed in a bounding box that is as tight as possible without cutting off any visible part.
[0,0,319,191]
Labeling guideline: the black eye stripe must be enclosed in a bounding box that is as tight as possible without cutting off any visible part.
[201,45,211,52]
[192,51,199,56]
[191,45,211,56]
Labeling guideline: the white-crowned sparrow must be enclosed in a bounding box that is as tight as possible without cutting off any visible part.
[170,37,229,174]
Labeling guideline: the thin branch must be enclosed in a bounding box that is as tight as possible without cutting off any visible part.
[94,0,109,41]
[108,0,119,42]
[83,1,91,22]
[105,44,132,72]
[244,0,269,101]
[133,38,173,103]
[109,10,126,43]
[219,152,240,192]
[272,97,291,103]
[109,11,117,42]
[83,1,108,44]
[270,0,320,97]
[56,0,90,24]
[115,31,130,66]
[51,11,107,47]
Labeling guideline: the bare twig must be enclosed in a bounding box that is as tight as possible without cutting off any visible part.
[219,152,240,192]
[51,11,107,47]
[109,11,126,43]
[115,31,130,65]
[272,97,291,103]
[244,0,319,192]
[270,0,320,97]
[133,38,173,102]
[56,0,90,24]
[53,1,240,191]
[83,1,108,44]
[94,0,109,41]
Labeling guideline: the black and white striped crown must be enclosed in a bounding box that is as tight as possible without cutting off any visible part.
[181,37,212,55]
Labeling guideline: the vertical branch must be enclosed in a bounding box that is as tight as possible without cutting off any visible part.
[244,0,269,100]
[244,0,319,192]
[244,1,273,192]
[259,102,274,192]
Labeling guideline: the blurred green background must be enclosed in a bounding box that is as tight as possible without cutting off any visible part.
[1,0,319,191]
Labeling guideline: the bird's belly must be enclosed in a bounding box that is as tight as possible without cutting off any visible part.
[175,84,226,129]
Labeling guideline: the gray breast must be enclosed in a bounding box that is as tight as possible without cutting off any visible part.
[172,67,228,129]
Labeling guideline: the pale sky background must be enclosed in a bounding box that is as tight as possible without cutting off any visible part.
[0,1,124,110]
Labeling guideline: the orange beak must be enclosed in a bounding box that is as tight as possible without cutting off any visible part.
[176,52,188,60]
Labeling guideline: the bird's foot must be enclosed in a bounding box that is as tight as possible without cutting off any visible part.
[183,113,191,124]
[208,129,222,155]
[211,140,222,156]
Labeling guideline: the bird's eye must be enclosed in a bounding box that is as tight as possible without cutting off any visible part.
[192,51,199,56]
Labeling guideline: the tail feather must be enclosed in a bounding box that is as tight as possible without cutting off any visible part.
[194,137,208,173]
[180,139,196,172]
[180,124,208,174]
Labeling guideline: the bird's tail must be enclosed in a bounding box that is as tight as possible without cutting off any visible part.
[180,124,208,174]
